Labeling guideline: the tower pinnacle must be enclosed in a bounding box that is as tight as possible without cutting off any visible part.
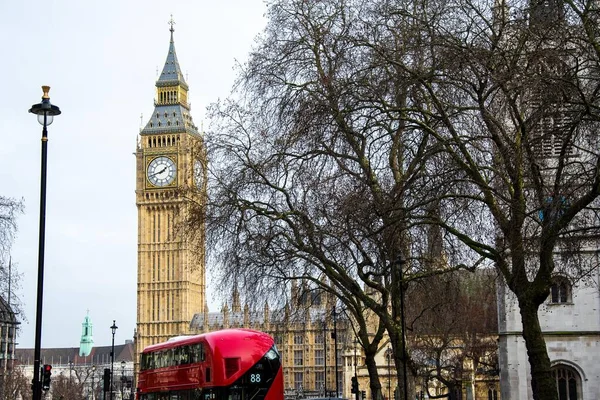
[140,21,198,135]
[168,14,176,35]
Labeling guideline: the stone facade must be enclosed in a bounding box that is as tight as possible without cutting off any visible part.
[498,267,600,399]
[135,22,207,362]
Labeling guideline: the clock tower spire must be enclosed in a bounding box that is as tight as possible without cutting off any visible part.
[135,20,206,367]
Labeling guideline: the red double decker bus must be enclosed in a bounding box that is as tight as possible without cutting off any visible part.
[137,329,284,400]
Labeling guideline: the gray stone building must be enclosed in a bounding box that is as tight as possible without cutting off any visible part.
[498,266,600,399]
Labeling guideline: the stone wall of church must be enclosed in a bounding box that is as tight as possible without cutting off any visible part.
[498,269,600,399]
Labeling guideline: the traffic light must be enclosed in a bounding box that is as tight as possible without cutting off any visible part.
[103,368,111,392]
[41,364,52,391]
[361,390,367,400]
[351,376,358,394]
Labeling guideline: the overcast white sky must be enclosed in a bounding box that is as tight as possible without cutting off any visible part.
[0,0,267,348]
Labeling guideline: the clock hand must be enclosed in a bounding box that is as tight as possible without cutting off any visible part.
[149,167,167,178]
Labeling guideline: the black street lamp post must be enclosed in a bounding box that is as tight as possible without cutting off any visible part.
[121,361,125,400]
[69,361,74,388]
[29,86,61,400]
[396,255,408,400]
[110,321,118,400]
[385,348,392,400]
[91,365,96,400]
[323,319,327,396]
[354,339,359,400]
[333,306,339,397]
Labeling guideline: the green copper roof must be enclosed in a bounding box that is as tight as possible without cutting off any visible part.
[79,311,94,357]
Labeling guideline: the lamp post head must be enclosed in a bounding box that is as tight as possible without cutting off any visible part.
[29,86,61,126]
[110,320,118,335]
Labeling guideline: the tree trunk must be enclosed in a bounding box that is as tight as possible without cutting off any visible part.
[518,299,558,400]
[365,355,384,400]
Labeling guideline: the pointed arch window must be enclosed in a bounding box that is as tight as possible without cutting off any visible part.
[552,365,581,400]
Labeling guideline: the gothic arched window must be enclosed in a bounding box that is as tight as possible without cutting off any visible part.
[552,365,581,400]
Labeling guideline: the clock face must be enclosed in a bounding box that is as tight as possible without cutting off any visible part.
[194,160,204,188]
[147,156,176,187]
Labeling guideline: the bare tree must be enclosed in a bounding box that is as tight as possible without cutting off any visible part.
[402,0,600,398]
[0,196,24,317]
[408,270,499,399]
[0,196,23,258]
[50,373,87,400]
[187,0,470,398]
[0,367,31,400]
[186,0,600,399]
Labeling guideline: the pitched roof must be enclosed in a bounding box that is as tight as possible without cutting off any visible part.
[15,342,135,367]
[157,26,188,88]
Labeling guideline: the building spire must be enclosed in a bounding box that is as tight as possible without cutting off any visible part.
[140,19,199,136]
[168,14,176,38]
[158,15,187,87]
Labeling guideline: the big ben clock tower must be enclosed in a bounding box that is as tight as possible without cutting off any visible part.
[135,21,206,360]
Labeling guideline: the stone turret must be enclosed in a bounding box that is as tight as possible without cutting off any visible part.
[232,288,241,313]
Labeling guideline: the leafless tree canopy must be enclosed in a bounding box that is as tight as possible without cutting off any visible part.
[408,269,499,397]
[0,197,24,316]
[0,367,31,400]
[0,197,23,261]
[188,0,600,398]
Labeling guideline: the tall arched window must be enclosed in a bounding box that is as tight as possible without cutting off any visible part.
[552,365,581,400]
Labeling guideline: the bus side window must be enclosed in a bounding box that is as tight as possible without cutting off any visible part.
[180,345,190,364]
[191,345,197,363]
[191,343,203,362]
[173,347,181,365]
[159,350,166,368]
[167,348,174,367]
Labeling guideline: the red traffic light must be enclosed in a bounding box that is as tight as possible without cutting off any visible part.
[42,364,53,391]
